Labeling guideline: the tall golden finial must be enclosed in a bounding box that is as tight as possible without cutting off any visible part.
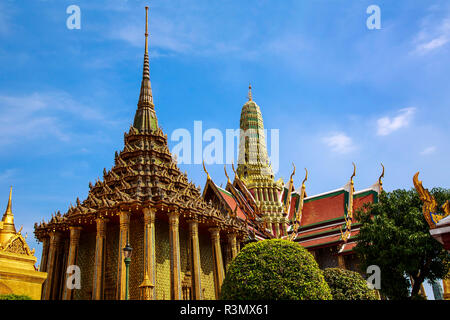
[350,162,356,189]
[224,165,231,185]
[378,163,385,192]
[302,168,308,187]
[284,163,296,215]
[136,5,153,111]
[145,6,149,55]
[231,160,237,176]
[248,83,253,101]
[290,168,308,241]
[290,163,296,181]
[2,186,15,232]
[5,186,12,215]
[202,160,211,180]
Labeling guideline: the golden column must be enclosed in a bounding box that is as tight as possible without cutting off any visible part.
[188,219,202,300]
[39,236,50,299]
[62,226,82,300]
[274,219,281,238]
[264,188,270,203]
[338,255,346,269]
[267,219,274,236]
[39,236,50,272]
[92,218,107,300]
[209,227,225,299]
[227,233,238,260]
[139,208,156,300]
[281,219,288,237]
[443,278,450,300]
[117,211,130,300]
[168,211,182,300]
[42,231,62,300]
[236,237,241,253]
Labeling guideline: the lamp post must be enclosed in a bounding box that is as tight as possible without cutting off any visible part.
[123,240,133,300]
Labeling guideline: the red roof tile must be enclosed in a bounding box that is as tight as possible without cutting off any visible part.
[301,191,346,227]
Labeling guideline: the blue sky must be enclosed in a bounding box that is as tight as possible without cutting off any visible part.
[1,0,449,297]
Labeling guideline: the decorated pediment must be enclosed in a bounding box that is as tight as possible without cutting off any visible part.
[1,234,35,256]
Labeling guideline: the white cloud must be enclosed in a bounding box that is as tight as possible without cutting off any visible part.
[420,146,437,155]
[322,133,355,154]
[377,107,416,136]
[416,35,448,53]
[0,91,118,147]
[413,17,450,54]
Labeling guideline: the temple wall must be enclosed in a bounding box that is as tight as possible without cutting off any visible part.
[66,216,222,300]
[103,222,119,299]
[344,253,360,273]
[199,231,216,300]
[55,238,69,299]
[155,218,171,299]
[129,215,144,300]
[73,231,95,300]
[315,246,339,269]
[179,226,190,297]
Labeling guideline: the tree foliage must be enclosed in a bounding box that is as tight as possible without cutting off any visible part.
[354,188,450,300]
[220,239,332,300]
[322,268,377,300]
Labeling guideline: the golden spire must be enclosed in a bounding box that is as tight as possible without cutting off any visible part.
[1,186,16,236]
[134,6,158,132]
[248,83,252,101]
[145,6,149,56]
[2,186,14,223]
[138,6,152,106]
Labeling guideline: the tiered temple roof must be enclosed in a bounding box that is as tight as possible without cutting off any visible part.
[34,8,247,241]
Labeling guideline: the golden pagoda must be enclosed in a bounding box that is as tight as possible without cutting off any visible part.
[236,84,287,238]
[0,187,47,299]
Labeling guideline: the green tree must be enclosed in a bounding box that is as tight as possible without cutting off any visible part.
[355,188,450,300]
[220,239,332,300]
[322,268,377,300]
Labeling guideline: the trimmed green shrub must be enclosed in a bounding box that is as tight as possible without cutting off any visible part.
[0,294,32,300]
[220,239,332,300]
[322,268,377,300]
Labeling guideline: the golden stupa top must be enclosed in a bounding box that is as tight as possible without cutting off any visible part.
[1,187,31,252]
[1,187,16,238]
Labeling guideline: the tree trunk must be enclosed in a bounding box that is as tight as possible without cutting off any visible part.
[410,276,423,297]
